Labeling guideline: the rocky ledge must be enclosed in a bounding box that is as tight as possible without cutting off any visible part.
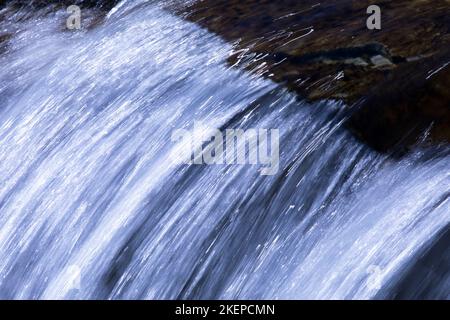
[176,0,450,152]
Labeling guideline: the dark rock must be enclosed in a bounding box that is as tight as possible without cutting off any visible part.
[176,0,450,152]
[348,52,450,153]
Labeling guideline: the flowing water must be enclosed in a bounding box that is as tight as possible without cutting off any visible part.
[0,1,448,299]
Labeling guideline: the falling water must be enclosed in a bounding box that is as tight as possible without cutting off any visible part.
[0,1,448,299]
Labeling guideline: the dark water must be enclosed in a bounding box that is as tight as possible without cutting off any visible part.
[0,1,448,299]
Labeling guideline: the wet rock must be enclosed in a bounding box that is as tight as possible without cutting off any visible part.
[370,55,394,68]
[344,58,369,67]
[348,52,450,153]
[176,0,450,152]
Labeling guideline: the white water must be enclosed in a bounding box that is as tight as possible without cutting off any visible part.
[0,2,448,299]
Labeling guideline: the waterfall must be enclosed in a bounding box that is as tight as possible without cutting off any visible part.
[0,1,448,299]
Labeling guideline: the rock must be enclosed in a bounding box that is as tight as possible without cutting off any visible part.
[175,0,450,152]
[345,58,370,67]
[370,55,394,68]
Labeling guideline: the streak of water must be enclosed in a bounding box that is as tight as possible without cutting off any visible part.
[0,2,448,299]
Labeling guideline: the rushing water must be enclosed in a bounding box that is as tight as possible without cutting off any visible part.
[0,1,448,299]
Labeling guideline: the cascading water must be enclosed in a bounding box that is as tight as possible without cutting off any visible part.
[0,1,448,299]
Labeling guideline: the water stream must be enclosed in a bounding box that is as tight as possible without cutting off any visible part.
[0,1,448,299]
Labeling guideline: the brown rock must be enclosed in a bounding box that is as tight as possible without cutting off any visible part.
[175,0,450,152]
[348,52,450,152]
